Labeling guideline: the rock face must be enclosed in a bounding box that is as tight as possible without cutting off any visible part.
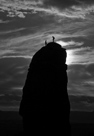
[19,42,71,135]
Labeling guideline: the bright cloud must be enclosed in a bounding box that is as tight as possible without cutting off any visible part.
[56,40,84,47]
[67,47,94,65]
[0,0,94,19]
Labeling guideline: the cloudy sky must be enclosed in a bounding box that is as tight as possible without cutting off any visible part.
[0,0,94,112]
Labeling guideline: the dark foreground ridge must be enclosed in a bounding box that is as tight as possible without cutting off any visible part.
[0,111,94,136]
[19,41,71,135]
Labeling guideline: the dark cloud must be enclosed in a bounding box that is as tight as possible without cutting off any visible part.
[69,95,94,112]
[68,64,94,80]
[43,0,94,9]
[0,94,21,103]
[0,94,20,111]
[78,0,94,4]
[0,57,30,94]
[0,11,55,32]
[68,64,94,97]
[86,63,94,73]
[0,57,31,110]
[43,0,80,9]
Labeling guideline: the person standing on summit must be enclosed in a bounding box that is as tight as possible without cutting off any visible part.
[19,37,71,135]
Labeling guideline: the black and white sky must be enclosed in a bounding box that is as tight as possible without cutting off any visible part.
[0,0,94,112]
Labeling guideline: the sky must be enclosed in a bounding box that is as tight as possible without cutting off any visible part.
[0,0,94,112]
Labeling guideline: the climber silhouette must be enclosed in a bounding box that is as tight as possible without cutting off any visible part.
[19,37,71,135]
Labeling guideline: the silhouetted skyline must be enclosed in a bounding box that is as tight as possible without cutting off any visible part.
[19,41,71,135]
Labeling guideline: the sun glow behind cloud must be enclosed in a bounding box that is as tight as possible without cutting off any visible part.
[56,41,74,65]
[56,40,84,65]
[66,50,75,65]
